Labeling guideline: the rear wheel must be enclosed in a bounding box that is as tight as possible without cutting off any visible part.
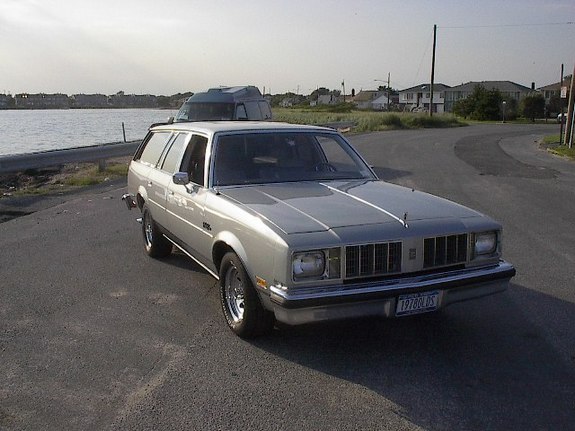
[142,206,172,258]
[219,252,274,338]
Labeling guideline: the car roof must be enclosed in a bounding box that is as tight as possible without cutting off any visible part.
[185,86,264,103]
[150,121,334,136]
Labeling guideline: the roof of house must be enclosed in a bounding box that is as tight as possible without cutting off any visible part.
[353,90,381,102]
[399,83,451,93]
[538,75,572,91]
[445,81,532,93]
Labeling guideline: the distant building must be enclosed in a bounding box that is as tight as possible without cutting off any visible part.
[371,92,398,110]
[398,84,450,113]
[443,81,532,112]
[353,90,385,110]
[316,94,341,105]
[14,93,70,109]
[71,93,109,108]
[0,94,13,109]
[537,75,571,105]
[108,91,158,108]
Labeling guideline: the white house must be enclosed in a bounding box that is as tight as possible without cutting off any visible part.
[398,83,450,113]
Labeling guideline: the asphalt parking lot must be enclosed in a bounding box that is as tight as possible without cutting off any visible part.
[0,123,573,430]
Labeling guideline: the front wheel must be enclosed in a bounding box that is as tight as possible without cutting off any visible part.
[142,206,172,258]
[219,252,274,338]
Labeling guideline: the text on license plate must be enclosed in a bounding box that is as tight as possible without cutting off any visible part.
[396,291,440,317]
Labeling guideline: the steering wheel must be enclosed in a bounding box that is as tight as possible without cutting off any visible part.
[313,162,337,172]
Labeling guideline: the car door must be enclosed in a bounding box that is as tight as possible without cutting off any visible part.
[132,131,173,223]
[165,134,212,269]
[151,132,189,228]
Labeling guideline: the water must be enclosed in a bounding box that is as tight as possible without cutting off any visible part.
[0,109,178,156]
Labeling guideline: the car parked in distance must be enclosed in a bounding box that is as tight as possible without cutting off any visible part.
[122,122,515,338]
[174,86,272,122]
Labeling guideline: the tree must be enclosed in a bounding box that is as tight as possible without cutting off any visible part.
[520,94,545,122]
[452,85,503,121]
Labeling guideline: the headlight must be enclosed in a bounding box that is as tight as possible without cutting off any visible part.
[293,251,325,280]
[474,231,497,256]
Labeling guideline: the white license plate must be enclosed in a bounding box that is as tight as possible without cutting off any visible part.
[396,291,439,317]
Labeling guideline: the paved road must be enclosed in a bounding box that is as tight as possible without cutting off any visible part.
[1,124,573,430]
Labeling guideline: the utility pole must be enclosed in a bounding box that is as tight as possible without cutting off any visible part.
[559,64,564,145]
[566,63,575,149]
[429,24,437,117]
[387,72,391,111]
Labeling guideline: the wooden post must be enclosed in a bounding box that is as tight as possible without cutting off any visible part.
[565,64,575,149]
[122,122,127,143]
[559,64,564,145]
[429,24,437,117]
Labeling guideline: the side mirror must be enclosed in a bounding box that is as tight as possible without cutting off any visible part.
[173,172,190,185]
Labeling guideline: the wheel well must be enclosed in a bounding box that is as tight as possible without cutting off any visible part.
[213,241,234,273]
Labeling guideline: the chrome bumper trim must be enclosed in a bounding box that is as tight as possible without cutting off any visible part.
[269,261,515,310]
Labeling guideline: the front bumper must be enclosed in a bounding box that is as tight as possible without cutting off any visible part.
[268,260,515,325]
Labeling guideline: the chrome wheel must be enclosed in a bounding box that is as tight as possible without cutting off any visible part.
[144,213,154,247]
[223,263,245,323]
[141,206,172,258]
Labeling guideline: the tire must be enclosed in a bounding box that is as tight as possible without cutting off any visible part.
[219,252,274,338]
[141,206,172,258]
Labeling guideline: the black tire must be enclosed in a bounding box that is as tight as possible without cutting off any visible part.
[219,252,274,338]
[141,206,172,258]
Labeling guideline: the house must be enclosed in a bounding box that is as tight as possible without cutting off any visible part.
[317,94,341,105]
[398,84,450,113]
[371,92,399,110]
[71,94,109,108]
[443,81,533,113]
[537,76,571,115]
[353,90,385,109]
[0,94,13,109]
[14,93,70,109]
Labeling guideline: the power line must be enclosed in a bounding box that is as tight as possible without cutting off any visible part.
[440,21,574,29]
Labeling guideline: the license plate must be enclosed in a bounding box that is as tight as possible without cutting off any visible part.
[396,291,439,317]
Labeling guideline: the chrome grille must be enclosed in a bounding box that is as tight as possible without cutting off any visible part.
[345,242,402,278]
[423,234,468,268]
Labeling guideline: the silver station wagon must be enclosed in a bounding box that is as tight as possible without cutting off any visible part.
[123,121,515,338]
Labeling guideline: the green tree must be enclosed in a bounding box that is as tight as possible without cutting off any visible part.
[520,94,545,122]
[453,85,503,121]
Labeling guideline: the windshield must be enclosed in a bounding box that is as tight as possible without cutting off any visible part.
[212,132,375,186]
[176,102,235,121]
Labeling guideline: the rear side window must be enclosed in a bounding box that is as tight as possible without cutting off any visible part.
[258,101,272,119]
[161,133,188,174]
[137,132,171,166]
[244,102,262,120]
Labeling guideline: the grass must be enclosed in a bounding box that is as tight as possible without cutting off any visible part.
[272,108,466,132]
[541,134,575,160]
[0,158,130,197]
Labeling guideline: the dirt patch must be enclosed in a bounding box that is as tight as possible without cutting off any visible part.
[0,156,131,223]
[0,156,131,198]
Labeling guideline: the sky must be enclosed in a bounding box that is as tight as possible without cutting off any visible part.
[1,0,574,96]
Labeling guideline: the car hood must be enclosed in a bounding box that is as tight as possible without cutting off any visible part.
[220,180,483,234]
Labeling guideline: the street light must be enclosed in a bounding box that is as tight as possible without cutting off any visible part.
[374,73,391,110]
[502,101,507,123]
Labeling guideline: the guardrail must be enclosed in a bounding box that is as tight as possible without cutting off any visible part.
[0,140,140,174]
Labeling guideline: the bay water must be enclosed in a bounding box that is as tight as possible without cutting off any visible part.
[0,109,178,156]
